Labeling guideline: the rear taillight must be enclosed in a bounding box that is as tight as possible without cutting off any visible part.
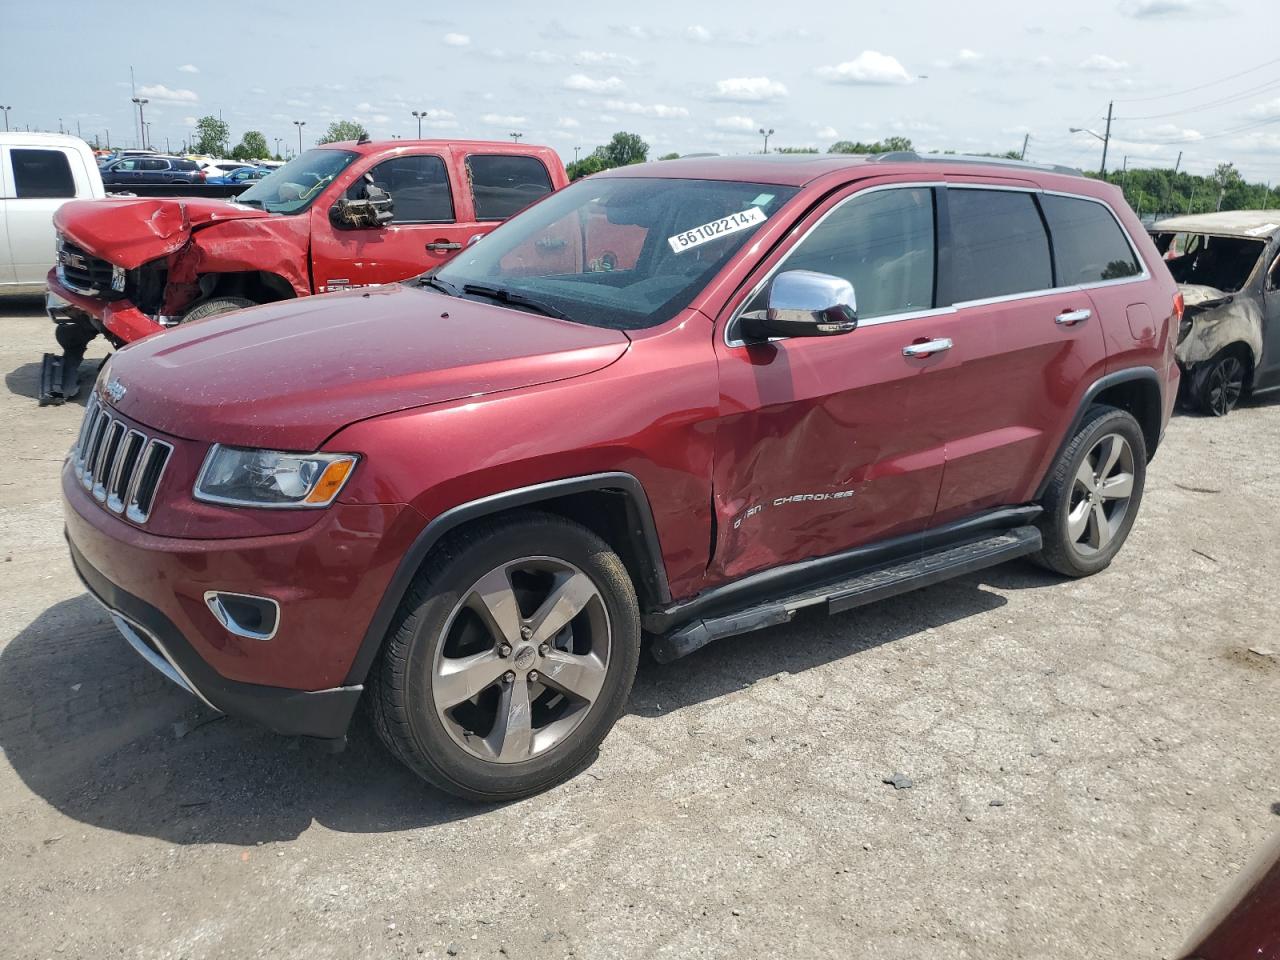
[1174,291,1185,321]
[197,170,206,181]
[1174,291,1192,344]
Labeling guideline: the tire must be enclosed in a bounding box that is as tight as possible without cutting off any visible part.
[369,512,641,802]
[1032,404,1147,578]
[1190,349,1249,417]
[179,296,256,324]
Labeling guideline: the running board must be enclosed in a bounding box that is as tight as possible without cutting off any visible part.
[650,525,1042,663]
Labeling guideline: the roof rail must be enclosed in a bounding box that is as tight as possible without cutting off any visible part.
[869,151,1085,177]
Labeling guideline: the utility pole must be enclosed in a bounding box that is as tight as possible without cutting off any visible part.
[145,121,152,151]
[1186,183,1197,215]
[1020,133,1029,161]
[132,97,149,148]
[411,110,427,137]
[510,131,523,143]
[165,135,170,154]
[759,127,774,154]
[1100,100,1113,176]
[293,120,305,154]
[274,137,283,159]
[0,106,10,132]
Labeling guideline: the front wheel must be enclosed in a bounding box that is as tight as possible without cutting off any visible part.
[179,296,256,324]
[1033,405,1147,578]
[369,513,641,802]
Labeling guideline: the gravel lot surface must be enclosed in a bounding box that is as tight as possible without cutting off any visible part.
[1,296,1277,959]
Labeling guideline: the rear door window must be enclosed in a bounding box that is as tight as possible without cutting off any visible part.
[1040,194,1141,284]
[140,158,169,171]
[11,149,76,198]
[466,155,554,221]
[943,189,1052,303]
[356,154,454,223]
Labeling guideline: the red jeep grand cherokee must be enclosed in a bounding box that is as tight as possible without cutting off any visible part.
[63,153,1181,800]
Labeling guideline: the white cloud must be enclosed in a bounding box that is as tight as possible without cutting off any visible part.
[564,73,626,94]
[528,50,563,64]
[1079,54,1130,71]
[481,113,527,126]
[555,117,581,128]
[1130,123,1204,142]
[177,64,199,74]
[619,25,652,40]
[714,115,757,131]
[138,83,198,103]
[816,125,839,139]
[183,115,197,126]
[355,101,378,112]
[1248,97,1280,119]
[604,100,690,118]
[443,32,471,47]
[710,76,788,102]
[1120,0,1217,17]
[817,51,914,85]
[576,50,639,69]
[286,98,308,108]
[687,25,712,42]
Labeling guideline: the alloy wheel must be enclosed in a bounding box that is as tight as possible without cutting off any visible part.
[1206,356,1244,417]
[431,557,611,764]
[1067,433,1135,556]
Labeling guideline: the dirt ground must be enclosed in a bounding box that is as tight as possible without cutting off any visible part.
[0,296,1277,960]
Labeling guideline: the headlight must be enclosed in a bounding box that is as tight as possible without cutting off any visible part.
[194,445,358,508]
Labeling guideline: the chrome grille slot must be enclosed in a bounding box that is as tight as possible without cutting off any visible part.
[72,399,173,524]
[126,439,173,524]
[57,239,119,298]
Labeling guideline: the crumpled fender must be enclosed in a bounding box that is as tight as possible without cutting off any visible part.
[1174,283,1264,366]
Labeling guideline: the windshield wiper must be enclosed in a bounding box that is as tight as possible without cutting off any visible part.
[418,275,458,296]
[461,283,571,321]
[235,197,264,208]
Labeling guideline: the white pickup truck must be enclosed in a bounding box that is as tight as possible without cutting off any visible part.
[0,133,105,291]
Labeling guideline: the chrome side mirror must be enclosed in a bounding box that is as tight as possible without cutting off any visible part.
[739,270,858,342]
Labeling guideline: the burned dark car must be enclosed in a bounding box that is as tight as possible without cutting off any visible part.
[1152,211,1280,416]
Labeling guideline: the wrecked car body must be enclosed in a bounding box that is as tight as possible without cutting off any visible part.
[1152,211,1280,416]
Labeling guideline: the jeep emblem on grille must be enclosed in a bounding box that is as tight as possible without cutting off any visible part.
[105,378,127,403]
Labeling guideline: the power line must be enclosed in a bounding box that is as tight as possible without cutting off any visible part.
[1119,76,1280,120]
[1124,114,1280,145]
[1113,55,1280,103]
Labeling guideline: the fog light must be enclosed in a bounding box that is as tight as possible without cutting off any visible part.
[111,264,126,292]
[204,591,280,641]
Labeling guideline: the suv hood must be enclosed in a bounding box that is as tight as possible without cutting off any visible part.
[54,197,271,268]
[105,284,630,449]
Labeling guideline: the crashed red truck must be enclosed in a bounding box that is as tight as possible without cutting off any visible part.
[40,138,567,402]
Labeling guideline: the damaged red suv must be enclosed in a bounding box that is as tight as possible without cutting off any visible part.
[64,153,1180,800]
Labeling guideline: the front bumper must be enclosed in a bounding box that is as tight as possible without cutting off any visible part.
[46,268,165,343]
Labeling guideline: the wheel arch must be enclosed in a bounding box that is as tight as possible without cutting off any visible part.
[343,472,671,686]
[1035,367,1163,501]
[198,270,299,305]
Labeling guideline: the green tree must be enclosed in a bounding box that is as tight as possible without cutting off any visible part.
[599,131,648,167]
[828,136,913,154]
[566,154,607,181]
[192,115,230,156]
[657,151,681,161]
[318,120,369,144]
[231,130,269,161]
[774,147,819,154]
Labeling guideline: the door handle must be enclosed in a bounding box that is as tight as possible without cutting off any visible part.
[426,241,463,252]
[902,338,953,358]
[1055,308,1092,326]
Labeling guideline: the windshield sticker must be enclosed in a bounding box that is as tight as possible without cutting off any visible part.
[1245,223,1277,237]
[668,207,767,253]
[750,193,775,207]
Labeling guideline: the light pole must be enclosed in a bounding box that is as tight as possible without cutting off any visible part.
[293,120,305,154]
[759,127,774,154]
[510,131,523,143]
[131,97,149,148]
[411,110,427,137]
[1069,100,1113,176]
[145,121,152,151]
[274,137,283,159]
[1,105,11,132]
[573,146,581,163]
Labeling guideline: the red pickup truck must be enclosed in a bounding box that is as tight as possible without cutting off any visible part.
[41,138,567,401]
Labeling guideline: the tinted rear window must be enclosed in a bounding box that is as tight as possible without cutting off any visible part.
[11,149,75,199]
[171,158,199,171]
[945,189,1052,302]
[1041,195,1140,284]
[467,155,554,220]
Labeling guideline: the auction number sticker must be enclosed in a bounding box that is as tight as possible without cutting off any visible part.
[668,207,766,253]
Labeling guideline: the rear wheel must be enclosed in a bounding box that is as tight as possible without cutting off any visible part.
[1033,405,1147,578]
[370,513,640,802]
[179,296,255,324]
[1191,350,1248,417]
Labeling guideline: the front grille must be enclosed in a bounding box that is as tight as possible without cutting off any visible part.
[73,394,173,524]
[57,238,121,299]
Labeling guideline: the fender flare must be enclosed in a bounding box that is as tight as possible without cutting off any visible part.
[1033,366,1163,501]
[342,472,670,685]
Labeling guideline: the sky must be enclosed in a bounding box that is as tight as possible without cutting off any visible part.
[6,0,1280,182]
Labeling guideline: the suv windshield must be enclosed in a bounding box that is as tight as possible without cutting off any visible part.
[432,177,798,330]
[236,148,359,214]
[1159,232,1266,293]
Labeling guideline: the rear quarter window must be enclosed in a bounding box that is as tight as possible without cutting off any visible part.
[11,148,76,199]
[467,155,554,220]
[1040,194,1141,284]
[944,189,1052,303]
